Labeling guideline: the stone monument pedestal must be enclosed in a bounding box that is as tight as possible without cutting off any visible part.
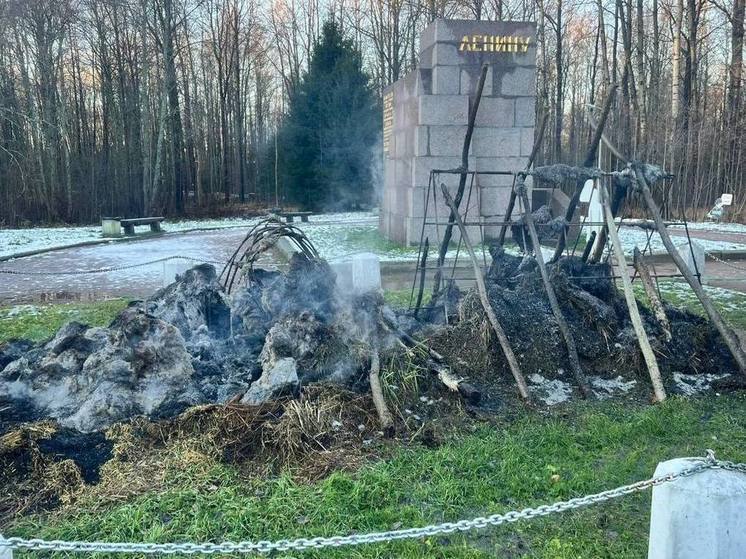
[380,19,538,245]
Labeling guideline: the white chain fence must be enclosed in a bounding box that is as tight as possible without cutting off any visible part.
[0,256,227,276]
[705,251,746,274]
[2,452,745,556]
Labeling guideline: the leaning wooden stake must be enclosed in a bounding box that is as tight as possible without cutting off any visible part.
[515,174,593,398]
[432,64,489,297]
[633,164,746,373]
[633,247,672,342]
[600,182,667,402]
[440,183,531,401]
[413,237,429,319]
[496,113,548,247]
[581,230,597,262]
[369,345,394,434]
[380,315,481,404]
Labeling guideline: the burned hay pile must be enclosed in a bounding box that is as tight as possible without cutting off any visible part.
[0,226,740,434]
[424,246,737,396]
[0,218,742,515]
[0,256,382,434]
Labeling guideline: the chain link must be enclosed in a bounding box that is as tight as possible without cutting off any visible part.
[0,256,227,276]
[2,453,744,555]
[705,251,746,273]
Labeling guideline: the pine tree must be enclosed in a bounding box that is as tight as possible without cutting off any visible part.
[280,21,380,211]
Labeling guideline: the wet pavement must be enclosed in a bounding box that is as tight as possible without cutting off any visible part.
[0,228,277,303]
[1,221,745,304]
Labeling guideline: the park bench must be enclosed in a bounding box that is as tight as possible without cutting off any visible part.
[101,216,165,237]
[277,211,313,223]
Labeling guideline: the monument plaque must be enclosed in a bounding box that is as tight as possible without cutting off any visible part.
[382,91,394,155]
[380,19,537,245]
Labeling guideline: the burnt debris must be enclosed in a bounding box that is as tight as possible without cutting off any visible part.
[0,228,740,438]
[0,256,385,434]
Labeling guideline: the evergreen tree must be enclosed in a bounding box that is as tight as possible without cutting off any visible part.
[280,21,380,211]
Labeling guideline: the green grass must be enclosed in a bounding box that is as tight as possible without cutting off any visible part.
[0,299,129,343]
[383,288,433,308]
[341,227,491,260]
[8,394,746,558]
[632,280,746,330]
[344,227,420,257]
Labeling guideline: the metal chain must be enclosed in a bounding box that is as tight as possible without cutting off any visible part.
[3,452,744,555]
[0,256,227,276]
[706,251,746,273]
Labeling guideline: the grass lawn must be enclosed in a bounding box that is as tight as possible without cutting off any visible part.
[0,299,129,343]
[632,280,746,330]
[2,288,746,557]
[6,394,746,558]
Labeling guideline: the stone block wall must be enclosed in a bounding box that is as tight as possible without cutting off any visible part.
[380,19,537,245]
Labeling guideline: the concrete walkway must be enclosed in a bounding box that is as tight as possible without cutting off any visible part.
[1,220,745,304]
[0,228,271,303]
[669,227,746,246]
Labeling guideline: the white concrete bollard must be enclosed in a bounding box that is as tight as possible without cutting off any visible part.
[676,240,705,277]
[101,218,122,237]
[330,253,381,296]
[648,458,746,558]
[0,535,12,559]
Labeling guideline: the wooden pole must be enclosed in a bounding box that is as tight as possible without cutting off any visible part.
[413,237,429,319]
[588,180,628,263]
[633,164,746,373]
[600,181,667,402]
[551,80,620,263]
[432,65,489,297]
[581,230,597,262]
[369,344,394,434]
[496,113,548,247]
[440,183,531,401]
[515,174,593,398]
[633,247,672,341]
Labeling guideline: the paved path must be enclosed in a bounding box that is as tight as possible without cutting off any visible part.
[0,228,274,303]
[1,220,745,304]
[669,227,746,246]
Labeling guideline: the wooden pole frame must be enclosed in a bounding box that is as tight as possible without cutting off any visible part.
[515,173,593,398]
[600,180,667,402]
[440,183,531,401]
[632,164,746,373]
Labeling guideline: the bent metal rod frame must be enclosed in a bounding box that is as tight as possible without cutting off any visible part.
[220,217,319,294]
[409,169,701,313]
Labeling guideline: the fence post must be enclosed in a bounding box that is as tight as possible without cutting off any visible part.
[648,458,746,558]
[0,535,12,559]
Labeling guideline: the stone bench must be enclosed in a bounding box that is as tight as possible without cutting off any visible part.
[102,217,165,237]
[277,211,312,223]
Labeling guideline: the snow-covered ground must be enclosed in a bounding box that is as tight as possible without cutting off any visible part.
[2,212,745,263]
[0,212,378,259]
[669,221,746,234]
[617,226,746,255]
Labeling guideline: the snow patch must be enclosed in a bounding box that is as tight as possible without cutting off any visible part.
[0,211,379,259]
[672,372,730,396]
[590,375,637,399]
[616,227,746,256]
[1,304,40,318]
[528,373,572,405]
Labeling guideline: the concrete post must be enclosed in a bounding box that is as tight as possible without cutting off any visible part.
[648,458,746,558]
[676,240,705,277]
[0,535,12,559]
[101,218,122,237]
